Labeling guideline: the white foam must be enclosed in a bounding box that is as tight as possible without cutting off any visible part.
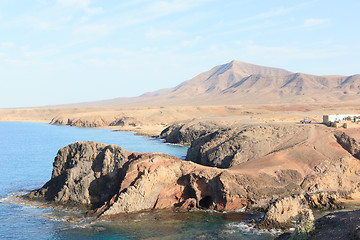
[226,222,283,236]
[0,191,27,203]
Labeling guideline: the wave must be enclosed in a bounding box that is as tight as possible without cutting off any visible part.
[225,222,284,236]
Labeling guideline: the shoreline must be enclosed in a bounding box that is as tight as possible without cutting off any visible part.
[2,104,360,237]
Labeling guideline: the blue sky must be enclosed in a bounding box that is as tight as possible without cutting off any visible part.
[0,0,359,108]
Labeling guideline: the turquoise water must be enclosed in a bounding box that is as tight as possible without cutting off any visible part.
[0,122,277,239]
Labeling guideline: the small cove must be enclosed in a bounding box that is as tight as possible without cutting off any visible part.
[0,122,278,239]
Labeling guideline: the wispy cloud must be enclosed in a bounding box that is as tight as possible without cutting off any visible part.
[214,4,299,29]
[0,52,8,57]
[182,36,202,47]
[87,47,134,56]
[23,48,59,58]
[74,24,113,37]
[148,0,210,15]
[57,0,103,14]
[1,42,14,48]
[303,18,329,27]
[235,42,347,61]
[145,29,182,40]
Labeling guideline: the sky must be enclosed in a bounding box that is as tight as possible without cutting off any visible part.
[0,0,359,108]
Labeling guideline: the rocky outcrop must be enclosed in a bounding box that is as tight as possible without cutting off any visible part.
[159,121,221,146]
[26,141,332,220]
[277,209,360,240]
[335,131,360,159]
[186,124,307,168]
[50,116,109,127]
[259,192,344,229]
[109,117,141,127]
[27,141,131,206]
[27,141,254,213]
[259,195,314,229]
[25,123,360,229]
[50,115,143,128]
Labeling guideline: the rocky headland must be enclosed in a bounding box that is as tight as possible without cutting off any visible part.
[24,121,360,230]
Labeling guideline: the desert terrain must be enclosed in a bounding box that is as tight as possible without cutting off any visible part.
[2,60,360,238]
[1,103,360,136]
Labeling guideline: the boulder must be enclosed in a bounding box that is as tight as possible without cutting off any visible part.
[259,195,314,229]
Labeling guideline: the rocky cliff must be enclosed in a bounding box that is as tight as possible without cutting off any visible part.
[26,124,360,229]
[186,124,308,168]
[159,121,222,146]
[27,141,315,218]
[27,142,131,206]
[335,130,360,160]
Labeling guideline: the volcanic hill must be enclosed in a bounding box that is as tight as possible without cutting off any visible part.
[80,60,360,107]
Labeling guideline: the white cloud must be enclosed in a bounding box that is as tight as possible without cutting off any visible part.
[235,42,347,61]
[82,58,105,66]
[88,47,134,56]
[58,0,89,8]
[1,42,14,48]
[0,52,8,57]
[181,36,201,47]
[23,48,58,58]
[145,29,182,40]
[303,18,329,27]
[215,5,298,29]
[74,24,112,37]
[60,15,73,23]
[85,7,103,14]
[57,0,103,14]
[79,16,90,23]
[147,0,205,15]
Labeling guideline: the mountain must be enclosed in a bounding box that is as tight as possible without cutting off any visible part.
[72,60,360,106]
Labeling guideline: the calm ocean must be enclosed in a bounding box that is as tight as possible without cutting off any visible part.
[0,122,277,239]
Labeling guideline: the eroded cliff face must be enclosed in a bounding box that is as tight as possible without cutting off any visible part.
[28,142,130,205]
[50,116,109,127]
[186,124,308,168]
[335,130,360,160]
[26,140,339,221]
[26,124,360,229]
[159,121,222,146]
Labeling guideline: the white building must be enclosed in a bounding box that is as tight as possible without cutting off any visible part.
[323,114,360,126]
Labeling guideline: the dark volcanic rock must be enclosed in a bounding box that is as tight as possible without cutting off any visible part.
[335,131,360,159]
[259,195,314,229]
[25,141,323,220]
[50,116,109,127]
[27,141,131,206]
[276,209,360,240]
[186,124,306,168]
[24,124,360,229]
[109,117,140,127]
[159,121,220,146]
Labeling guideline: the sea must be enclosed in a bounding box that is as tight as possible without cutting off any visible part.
[0,122,279,240]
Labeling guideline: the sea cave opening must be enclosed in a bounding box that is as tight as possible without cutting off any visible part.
[199,196,212,209]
